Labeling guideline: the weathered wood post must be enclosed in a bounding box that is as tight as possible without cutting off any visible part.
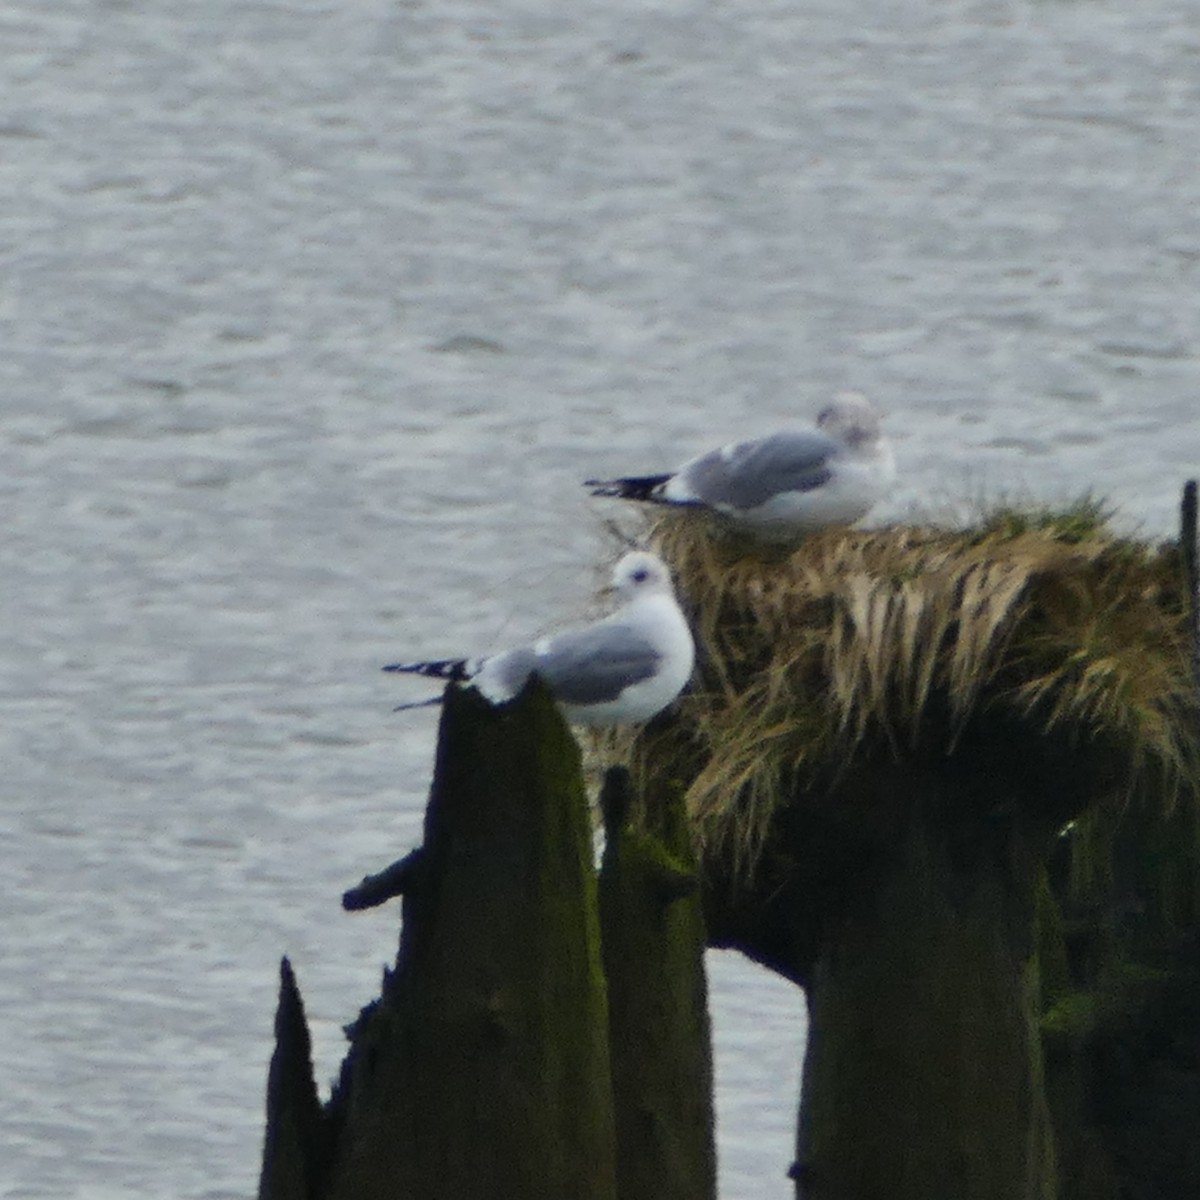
[598,766,717,1200]
[792,759,1065,1200]
[1183,479,1199,697]
[260,679,618,1200]
[258,957,333,1200]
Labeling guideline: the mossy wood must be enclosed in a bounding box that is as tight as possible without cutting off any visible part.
[598,767,717,1200]
[318,681,617,1200]
[1040,795,1200,1198]
[607,502,1200,1200]
[796,770,1057,1200]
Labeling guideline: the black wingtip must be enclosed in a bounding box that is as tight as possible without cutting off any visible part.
[583,478,625,498]
[584,473,674,502]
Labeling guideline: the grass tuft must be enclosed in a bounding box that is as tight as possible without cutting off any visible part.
[596,501,1200,876]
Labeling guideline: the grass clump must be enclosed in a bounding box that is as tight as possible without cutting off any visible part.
[606,501,1200,874]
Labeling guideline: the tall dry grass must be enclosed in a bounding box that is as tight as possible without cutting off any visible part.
[600,502,1200,873]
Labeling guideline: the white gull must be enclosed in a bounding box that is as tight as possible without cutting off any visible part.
[384,551,694,727]
[585,392,895,542]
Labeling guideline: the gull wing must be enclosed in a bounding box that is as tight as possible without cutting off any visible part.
[534,621,663,705]
[676,430,839,510]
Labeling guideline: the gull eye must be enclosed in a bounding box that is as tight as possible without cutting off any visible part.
[631,567,649,584]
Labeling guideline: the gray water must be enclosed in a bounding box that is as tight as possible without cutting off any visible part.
[2,0,1198,1196]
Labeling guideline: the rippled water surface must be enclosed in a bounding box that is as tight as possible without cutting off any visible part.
[2,0,1198,1195]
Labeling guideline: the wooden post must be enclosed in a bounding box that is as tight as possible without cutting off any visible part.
[598,767,717,1200]
[258,957,331,1200]
[793,773,1057,1200]
[317,680,617,1200]
[1182,480,1199,698]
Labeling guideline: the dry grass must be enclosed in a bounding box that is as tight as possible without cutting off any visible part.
[599,501,1200,874]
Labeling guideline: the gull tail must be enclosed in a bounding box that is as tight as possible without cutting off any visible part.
[584,473,674,503]
[382,658,471,681]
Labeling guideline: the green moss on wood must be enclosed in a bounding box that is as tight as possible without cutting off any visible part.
[1036,866,1072,1015]
[599,768,716,1200]
[795,776,1057,1200]
[1041,991,1099,1041]
[324,680,617,1200]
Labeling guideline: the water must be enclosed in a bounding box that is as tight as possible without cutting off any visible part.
[1,0,1198,1195]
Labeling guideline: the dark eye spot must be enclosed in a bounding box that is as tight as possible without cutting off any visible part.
[632,568,649,583]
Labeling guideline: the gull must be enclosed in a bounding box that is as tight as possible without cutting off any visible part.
[585,391,894,541]
[384,551,694,727]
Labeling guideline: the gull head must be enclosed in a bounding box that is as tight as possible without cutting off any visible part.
[816,391,884,449]
[611,550,675,601]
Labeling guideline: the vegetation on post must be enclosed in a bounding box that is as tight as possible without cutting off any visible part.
[607,498,1200,1199]
[627,498,1196,870]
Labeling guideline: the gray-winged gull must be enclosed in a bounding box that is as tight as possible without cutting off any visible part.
[384,551,694,727]
[585,392,894,541]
